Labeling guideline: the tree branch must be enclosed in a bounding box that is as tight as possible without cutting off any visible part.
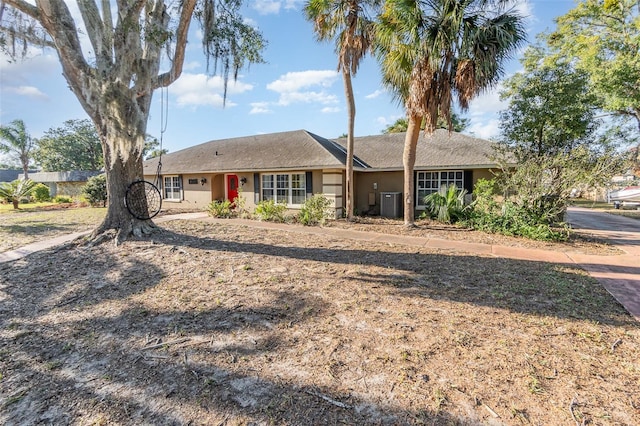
[112,0,145,81]
[154,0,197,89]
[3,0,39,20]
[76,0,110,69]
[0,24,55,48]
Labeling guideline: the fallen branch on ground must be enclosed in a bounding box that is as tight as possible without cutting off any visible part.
[141,337,191,351]
[305,389,351,409]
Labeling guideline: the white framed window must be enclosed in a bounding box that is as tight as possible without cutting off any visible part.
[163,175,181,201]
[416,170,464,207]
[262,172,306,206]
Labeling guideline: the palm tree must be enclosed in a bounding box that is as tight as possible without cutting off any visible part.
[0,179,38,209]
[0,119,35,180]
[304,0,381,221]
[375,0,526,226]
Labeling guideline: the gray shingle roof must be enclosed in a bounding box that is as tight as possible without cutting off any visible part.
[335,129,499,170]
[143,130,348,175]
[144,128,501,175]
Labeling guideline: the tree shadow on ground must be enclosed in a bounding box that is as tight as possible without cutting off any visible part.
[158,226,636,327]
[0,223,637,425]
[1,247,468,425]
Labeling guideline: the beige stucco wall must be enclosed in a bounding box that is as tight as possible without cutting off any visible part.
[149,168,498,214]
[354,171,404,215]
[472,169,496,187]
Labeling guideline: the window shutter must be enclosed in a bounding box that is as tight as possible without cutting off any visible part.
[254,173,260,204]
[305,171,312,198]
[464,170,473,193]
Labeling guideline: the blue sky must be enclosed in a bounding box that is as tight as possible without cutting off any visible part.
[0,0,576,160]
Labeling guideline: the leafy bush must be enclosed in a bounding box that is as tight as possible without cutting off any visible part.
[206,199,233,218]
[467,202,568,241]
[53,195,73,204]
[298,194,332,226]
[461,178,569,241]
[254,199,287,222]
[423,184,470,224]
[82,174,107,206]
[32,183,51,202]
[232,188,251,219]
[0,179,38,209]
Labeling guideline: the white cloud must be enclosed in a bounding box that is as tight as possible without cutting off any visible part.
[266,70,339,106]
[468,84,506,117]
[277,91,338,106]
[509,0,533,21]
[250,102,273,114]
[321,106,340,114]
[466,118,501,140]
[376,114,404,127]
[0,54,60,84]
[170,73,253,107]
[267,70,338,92]
[5,86,49,100]
[253,0,282,15]
[284,0,302,10]
[365,89,385,100]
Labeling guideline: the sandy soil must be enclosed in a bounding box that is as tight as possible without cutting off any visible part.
[1,219,638,425]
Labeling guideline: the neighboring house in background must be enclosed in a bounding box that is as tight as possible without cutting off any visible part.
[20,171,102,197]
[142,129,501,218]
[1,169,37,183]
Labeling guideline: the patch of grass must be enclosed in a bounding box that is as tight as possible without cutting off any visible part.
[0,206,106,252]
[0,201,58,212]
[568,199,613,210]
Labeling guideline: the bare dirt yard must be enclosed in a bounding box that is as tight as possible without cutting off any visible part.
[1,216,639,425]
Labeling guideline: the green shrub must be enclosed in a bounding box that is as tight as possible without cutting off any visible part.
[82,174,107,206]
[232,188,251,219]
[423,184,470,224]
[32,183,51,202]
[53,195,73,204]
[254,199,287,222]
[298,194,332,226]
[207,199,234,218]
[464,201,568,241]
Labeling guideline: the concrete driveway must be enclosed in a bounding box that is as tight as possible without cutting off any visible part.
[565,207,640,321]
[566,207,640,256]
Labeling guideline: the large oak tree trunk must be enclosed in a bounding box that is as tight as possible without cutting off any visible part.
[403,115,422,227]
[89,84,157,244]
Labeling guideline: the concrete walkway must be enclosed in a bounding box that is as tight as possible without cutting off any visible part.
[1,209,638,321]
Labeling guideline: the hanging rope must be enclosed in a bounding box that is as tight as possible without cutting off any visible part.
[155,85,169,188]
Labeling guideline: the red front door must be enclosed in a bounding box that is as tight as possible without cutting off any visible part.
[227,174,239,203]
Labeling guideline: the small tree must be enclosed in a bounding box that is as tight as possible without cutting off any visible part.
[82,174,108,207]
[299,194,332,226]
[34,119,104,172]
[0,179,38,209]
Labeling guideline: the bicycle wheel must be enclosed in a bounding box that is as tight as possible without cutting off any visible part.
[125,180,162,220]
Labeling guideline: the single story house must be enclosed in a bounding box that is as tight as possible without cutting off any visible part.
[142,129,501,218]
[20,171,102,197]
